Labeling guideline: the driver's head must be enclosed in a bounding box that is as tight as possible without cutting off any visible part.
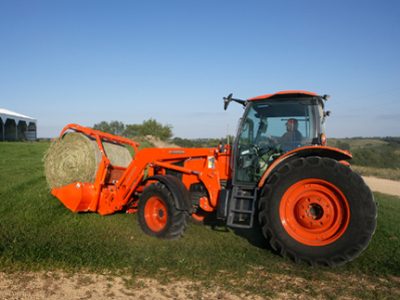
[286,118,298,131]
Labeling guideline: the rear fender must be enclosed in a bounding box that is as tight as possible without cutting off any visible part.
[258,146,352,188]
[144,175,192,212]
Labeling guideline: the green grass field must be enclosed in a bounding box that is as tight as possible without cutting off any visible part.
[0,142,399,298]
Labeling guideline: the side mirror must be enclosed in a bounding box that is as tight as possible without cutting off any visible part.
[223,93,233,110]
[324,110,331,117]
[223,93,247,110]
[322,94,330,101]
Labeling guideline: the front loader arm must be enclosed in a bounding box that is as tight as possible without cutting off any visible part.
[115,148,223,210]
[51,124,225,215]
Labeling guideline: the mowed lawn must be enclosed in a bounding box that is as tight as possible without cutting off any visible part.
[0,142,399,298]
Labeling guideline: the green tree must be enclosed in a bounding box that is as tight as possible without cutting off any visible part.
[93,119,172,140]
[93,121,111,133]
[138,119,173,140]
[109,121,125,135]
[124,124,141,138]
[93,121,125,135]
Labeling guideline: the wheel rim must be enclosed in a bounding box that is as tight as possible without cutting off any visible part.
[279,179,350,246]
[144,196,168,232]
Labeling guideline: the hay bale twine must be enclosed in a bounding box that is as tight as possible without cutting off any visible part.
[44,132,132,189]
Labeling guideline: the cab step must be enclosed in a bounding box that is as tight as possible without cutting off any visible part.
[227,186,258,228]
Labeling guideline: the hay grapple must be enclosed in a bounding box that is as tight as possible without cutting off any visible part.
[48,90,377,266]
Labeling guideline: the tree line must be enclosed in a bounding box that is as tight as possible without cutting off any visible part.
[93,119,233,148]
[93,119,173,141]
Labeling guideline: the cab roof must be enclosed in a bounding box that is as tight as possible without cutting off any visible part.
[248,90,318,101]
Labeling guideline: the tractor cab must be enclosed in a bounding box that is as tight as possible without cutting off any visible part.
[230,91,328,184]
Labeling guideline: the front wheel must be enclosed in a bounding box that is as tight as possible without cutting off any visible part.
[138,182,187,239]
[258,156,377,266]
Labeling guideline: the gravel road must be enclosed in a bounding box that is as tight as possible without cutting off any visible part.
[362,176,400,197]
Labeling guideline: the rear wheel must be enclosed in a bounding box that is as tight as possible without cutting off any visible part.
[258,156,377,266]
[138,182,187,239]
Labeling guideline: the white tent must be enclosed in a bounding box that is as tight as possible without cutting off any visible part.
[0,108,37,141]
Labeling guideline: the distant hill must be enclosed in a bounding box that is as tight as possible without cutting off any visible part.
[328,138,389,150]
[328,137,400,169]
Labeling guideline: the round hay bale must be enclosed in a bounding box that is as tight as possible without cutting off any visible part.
[44,132,132,189]
[103,142,132,167]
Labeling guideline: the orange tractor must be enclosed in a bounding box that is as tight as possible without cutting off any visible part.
[50,90,377,266]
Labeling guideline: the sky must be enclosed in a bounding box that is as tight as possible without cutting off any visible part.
[0,0,399,138]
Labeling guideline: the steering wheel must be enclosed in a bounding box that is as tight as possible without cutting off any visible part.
[254,141,283,166]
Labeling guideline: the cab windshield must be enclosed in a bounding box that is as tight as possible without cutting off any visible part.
[234,97,324,183]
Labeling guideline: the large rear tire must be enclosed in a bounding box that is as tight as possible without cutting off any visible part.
[138,182,187,239]
[258,156,377,266]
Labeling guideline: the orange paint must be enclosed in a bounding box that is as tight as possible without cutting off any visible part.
[52,124,228,215]
[279,178,350,246]
[144,196,168,232]
[248,90,317,101]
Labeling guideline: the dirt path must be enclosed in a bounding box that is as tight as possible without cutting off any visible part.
[362,176,400,197]
[0,271,262,300]
[0,270,398,300]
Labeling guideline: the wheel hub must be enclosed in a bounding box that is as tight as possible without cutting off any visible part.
[144,196,168,232]
[308,203,324,220]
[280,179,350,246]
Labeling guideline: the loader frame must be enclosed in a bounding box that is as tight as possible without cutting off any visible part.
[52,123,231,216]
